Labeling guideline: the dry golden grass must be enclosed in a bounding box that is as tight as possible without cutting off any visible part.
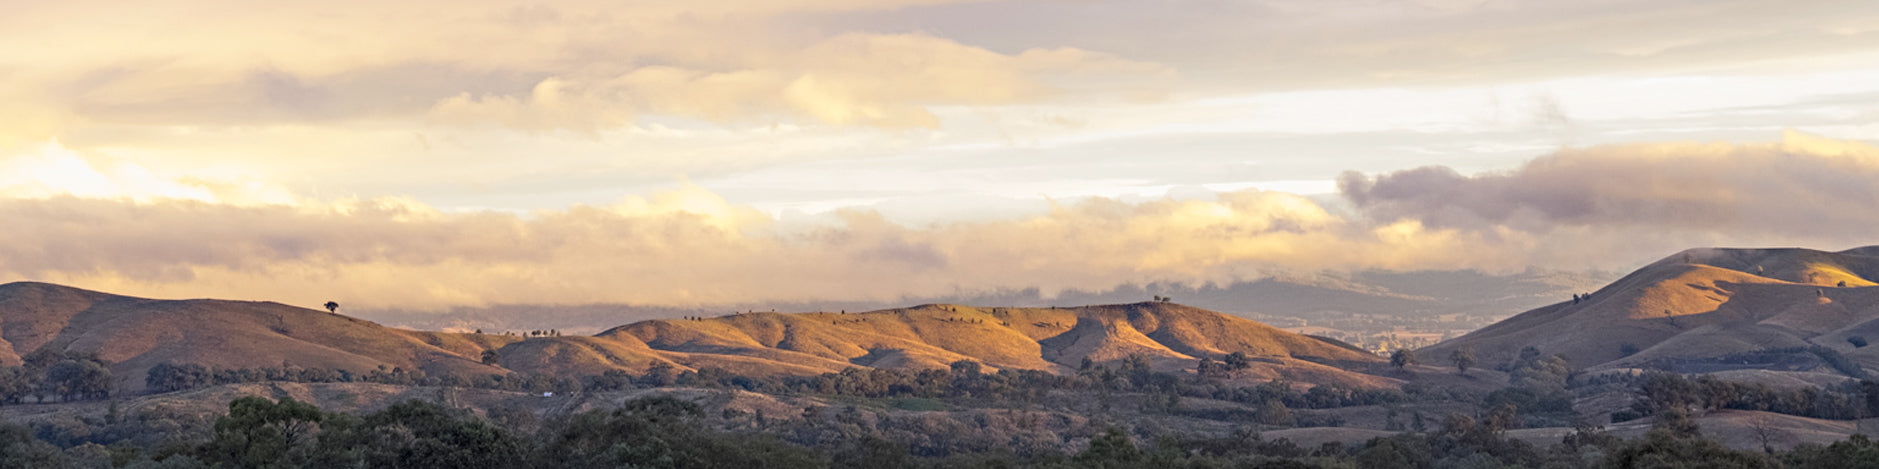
[1423,247,1879,376]
[535,302,1384,385]
[0,282,507,391]
[4,282,1388,390]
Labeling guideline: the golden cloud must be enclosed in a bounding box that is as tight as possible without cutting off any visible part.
[5,133,1878,311]
[430,33,1166,130]
[1,1,1166,135]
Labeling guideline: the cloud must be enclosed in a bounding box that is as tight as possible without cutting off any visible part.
[0,142,297,205]
[1340,130,1879,232]
[1,1,1165,134]
[6,133,1877,311]
[1339,130,1879,264]
[430,33,1166,130]
[0,181,1492,311]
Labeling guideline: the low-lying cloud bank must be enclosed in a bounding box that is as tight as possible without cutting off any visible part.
[3,132,1876,311]
[1338,130,1879,266]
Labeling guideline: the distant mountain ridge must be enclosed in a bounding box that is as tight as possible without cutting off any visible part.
[0,282,1389,391]
[1422,246,1879,380]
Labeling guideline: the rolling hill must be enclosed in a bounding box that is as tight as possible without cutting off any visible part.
[493,302,1389,387]
[369,268,1612,336]
[0,282,1390,391]
[1421,246,1879,378]
[0,282,514,392]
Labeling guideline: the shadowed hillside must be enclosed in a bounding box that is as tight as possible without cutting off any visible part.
[1422,246,1879,377]
[1,283,1390,391]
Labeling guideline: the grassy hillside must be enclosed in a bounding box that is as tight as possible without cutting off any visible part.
[1422,246,1879,377]
[509,302,1387,386]
[0,282,513,392]
[1,283,1388,391]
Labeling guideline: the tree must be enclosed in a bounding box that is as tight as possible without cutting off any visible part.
[1224,351,1251,371]
[313,400,527,468]
[536,396,818,469]
[1076,427,1143,466]
[1256,399,1294,426]
[948,360,982,377]
[1746,414,1788,454]
[324,301,339,314]
[1355,436,1427,469]
[204,396,326,468]
[1782,434,1879,468]
[1483,403,1519,433]
[1390,349,1417,371]
[1450,347,1477,376]
[481,349,501,366]
[1861,380,1879,418]
[0,419,67,468]
[147,363,212,393]
[1850,336,1869,348]
[1653,407,1702,438]
[42,357,111,401]
[1196,358,1224,378]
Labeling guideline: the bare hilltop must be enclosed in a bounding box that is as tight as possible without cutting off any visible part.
[1422,246,1879,380]
[0,282,1384,391]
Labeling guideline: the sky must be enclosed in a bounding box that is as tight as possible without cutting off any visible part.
[3,0,1878,312]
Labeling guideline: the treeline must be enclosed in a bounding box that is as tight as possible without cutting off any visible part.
[145,362,582,395]
[1615,371,1879,422]
[146,355,1412,418]
[6,393,1879,468]
[0,351,114,404]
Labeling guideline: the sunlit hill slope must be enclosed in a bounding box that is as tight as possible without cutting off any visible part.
[1422,246,1879,378]
[0,283,1385,391]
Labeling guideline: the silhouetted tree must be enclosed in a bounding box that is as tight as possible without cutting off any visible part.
[1391,349,1418,371]
[0,368,33,405]
[1224,351,1251,371]
[1076,427,1143,466]
[1450,347,1477,376]
[1862,380,1879,418]
[324,301,339,313]
[1256,399,1294,426]
[42,357,111,401]
[147,362,212,393]
[1196,357,1225,378]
